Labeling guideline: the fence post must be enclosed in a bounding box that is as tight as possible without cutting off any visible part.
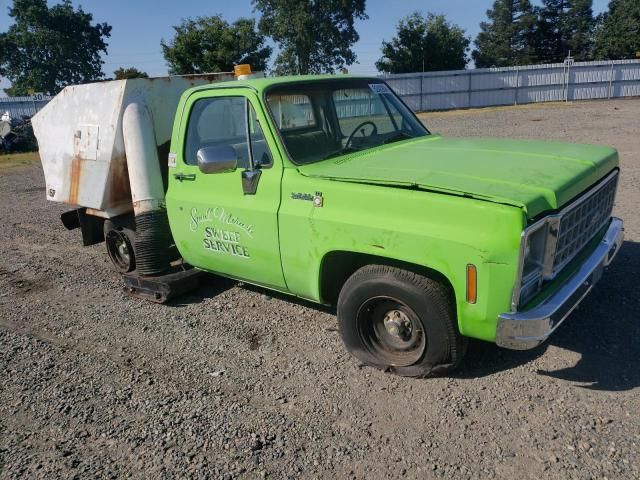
[467,71,472,108]
[568,60,572,102]
[419,74,424,112]
[608,61,615,99]
[563,63,568,102]
[563,54,574,102]
[564,64,567,101]
[514,67,520,105]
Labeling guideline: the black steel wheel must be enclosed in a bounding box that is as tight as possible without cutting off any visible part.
[338,265,466,377]
[357,297,426,367]
[105,228,135,273]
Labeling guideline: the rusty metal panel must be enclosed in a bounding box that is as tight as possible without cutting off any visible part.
[31,74,233,217]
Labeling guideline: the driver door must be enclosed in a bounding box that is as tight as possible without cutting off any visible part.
[166,89,287,290]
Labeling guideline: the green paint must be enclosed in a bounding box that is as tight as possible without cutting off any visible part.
[166,87,287,290]
[166,75,619,344]
[298,136,618,219]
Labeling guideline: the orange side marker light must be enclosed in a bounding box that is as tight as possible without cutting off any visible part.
[466,264,477,304]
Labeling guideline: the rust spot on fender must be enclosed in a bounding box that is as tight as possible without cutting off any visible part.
[68,155,82,205]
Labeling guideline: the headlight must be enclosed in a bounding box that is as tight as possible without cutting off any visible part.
[518,223,548,306]
[522,224,547,280]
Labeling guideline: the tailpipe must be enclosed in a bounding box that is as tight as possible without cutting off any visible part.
[122,101,171,276]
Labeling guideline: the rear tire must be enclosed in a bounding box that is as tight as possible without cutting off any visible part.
[337,265,466,377]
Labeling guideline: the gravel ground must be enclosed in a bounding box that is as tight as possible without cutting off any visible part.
[1,98,639,479]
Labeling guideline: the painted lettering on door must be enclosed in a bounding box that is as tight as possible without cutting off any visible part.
[190,207,253,260]
[203,226,250,259]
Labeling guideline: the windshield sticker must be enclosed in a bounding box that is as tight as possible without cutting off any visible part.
[369,83,391,95]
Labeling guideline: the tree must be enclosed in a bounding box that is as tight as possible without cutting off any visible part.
[535,0,595,62]
[566,0,595,59]
[594,0,640,60]
[253,0,368,75]
[113,67,149,80]
[161,16,271,75]
[472,0,538,68]
[375,13,470,74]
[0,0,111,96]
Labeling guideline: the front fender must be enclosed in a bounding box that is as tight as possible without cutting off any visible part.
[279,170,525,342]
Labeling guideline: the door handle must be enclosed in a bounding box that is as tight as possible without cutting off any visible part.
[173,173,196,181]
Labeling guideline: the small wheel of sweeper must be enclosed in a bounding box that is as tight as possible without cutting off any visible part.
[104,222,136,273]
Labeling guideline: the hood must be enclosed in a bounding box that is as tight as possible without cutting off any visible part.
[297,136,618,219]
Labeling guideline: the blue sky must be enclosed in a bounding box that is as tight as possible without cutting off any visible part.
[0,0,610,93]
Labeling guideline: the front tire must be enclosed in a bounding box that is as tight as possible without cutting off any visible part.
[337,265,466,377]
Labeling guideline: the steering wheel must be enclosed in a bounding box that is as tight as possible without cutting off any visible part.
[345,121,378,149]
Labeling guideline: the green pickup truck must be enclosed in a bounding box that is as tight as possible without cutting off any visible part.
[35,74,624,377]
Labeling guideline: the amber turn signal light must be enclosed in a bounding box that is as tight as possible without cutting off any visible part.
[466,264,477,304]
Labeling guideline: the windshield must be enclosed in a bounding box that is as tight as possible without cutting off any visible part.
[265,79,429,165]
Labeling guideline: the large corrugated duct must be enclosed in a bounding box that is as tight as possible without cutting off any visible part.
[122,101,172,276]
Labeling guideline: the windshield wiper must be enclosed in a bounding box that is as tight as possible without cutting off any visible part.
[322,147,358,161]
[383,132,413,145]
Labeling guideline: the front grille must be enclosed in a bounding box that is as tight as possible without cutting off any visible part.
[552,172,618,274]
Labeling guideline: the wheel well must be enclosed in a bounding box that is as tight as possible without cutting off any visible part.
[319,251,455,306]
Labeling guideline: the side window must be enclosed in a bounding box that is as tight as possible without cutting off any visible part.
[267,94,316,130]
[248,105,272,167]
[184,96,250,168]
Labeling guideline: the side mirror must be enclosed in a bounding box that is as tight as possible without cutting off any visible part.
[197,145,238,174]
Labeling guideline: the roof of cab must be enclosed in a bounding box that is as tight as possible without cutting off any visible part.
[187,74,379,95]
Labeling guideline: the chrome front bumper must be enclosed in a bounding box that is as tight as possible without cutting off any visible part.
[496,217,624,350]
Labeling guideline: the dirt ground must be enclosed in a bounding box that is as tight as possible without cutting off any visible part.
[1,99,639,479]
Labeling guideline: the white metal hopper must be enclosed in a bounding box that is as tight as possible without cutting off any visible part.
[32,74,233,218]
